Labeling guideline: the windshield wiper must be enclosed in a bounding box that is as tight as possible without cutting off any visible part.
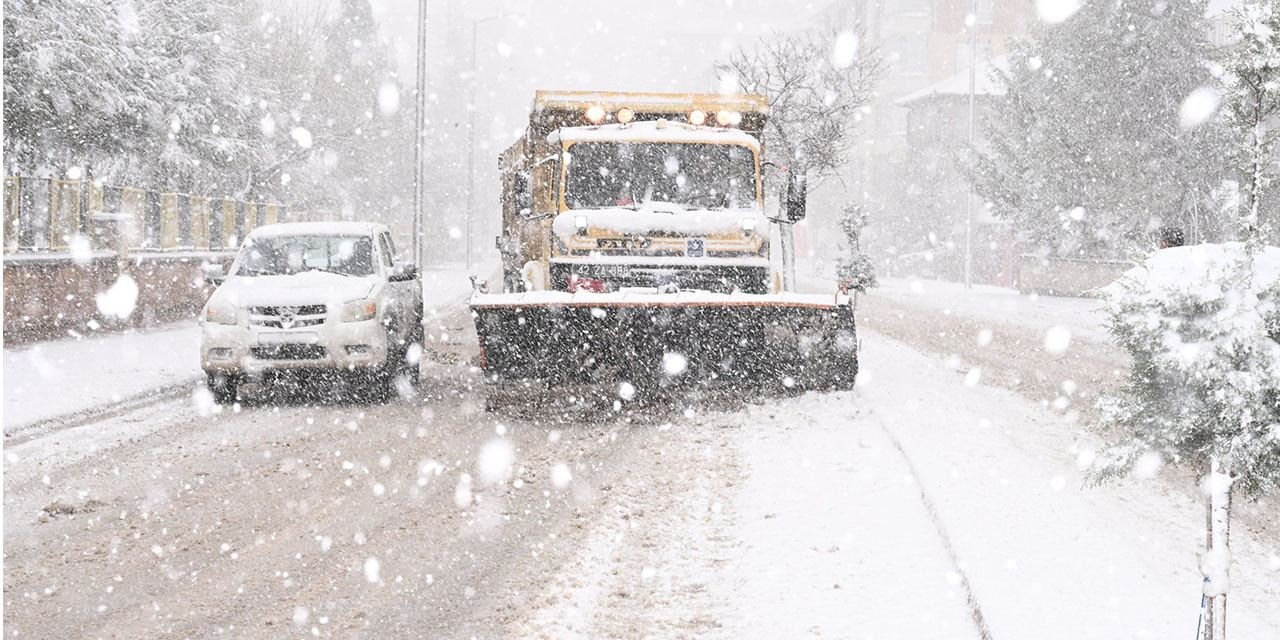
[306,267,354,277]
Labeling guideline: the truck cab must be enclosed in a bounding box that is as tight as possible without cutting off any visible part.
[498,91,773,294]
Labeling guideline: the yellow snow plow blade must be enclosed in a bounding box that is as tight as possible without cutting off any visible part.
[470,290,858,389]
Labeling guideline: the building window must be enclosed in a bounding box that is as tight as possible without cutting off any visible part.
[890,35,929,75]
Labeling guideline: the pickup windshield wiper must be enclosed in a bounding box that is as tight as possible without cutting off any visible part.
[307,267,353,277]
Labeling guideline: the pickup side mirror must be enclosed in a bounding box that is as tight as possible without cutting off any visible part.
[203,263,226,285]
[785,172,807,223]
[389,262,418,282]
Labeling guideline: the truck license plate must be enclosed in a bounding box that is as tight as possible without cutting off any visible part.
[597,237,652,250]
[686,238,706,258]
[258,331,319,345]
[582,265,629,278]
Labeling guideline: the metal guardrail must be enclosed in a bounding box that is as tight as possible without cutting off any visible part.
[1,175,342,254]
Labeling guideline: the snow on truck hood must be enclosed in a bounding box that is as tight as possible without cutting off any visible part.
[549,121,761,152]
[210,270,377,308]
[552,206,769,237]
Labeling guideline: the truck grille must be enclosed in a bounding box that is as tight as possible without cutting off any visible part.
[250,345,327,360]
[249,305,327,328]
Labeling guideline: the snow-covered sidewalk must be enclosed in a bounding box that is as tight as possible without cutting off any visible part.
[3,322,202,432]
[800,273,1109,343]
[3,266,486,435]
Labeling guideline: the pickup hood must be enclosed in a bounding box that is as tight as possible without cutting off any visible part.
[210,271,378,309]
[552,206,769,238]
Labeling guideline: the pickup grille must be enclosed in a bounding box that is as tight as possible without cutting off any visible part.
[250,345,327,360]
[249,305,327,328]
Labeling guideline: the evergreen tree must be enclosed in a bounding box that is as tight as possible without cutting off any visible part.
[970,0,1229,258]
[3,0,156,176]
[138,0,259,194]
[1091,244,1280,498]
[1222,1,1280,239]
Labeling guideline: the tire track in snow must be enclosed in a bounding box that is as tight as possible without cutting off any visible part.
[869,407,995,640]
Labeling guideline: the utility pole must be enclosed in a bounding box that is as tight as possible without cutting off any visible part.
[467,15,503,272]
[412,0,428,268]
[964,0,977,290]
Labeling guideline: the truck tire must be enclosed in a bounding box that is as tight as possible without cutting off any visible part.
[207,372,240,405]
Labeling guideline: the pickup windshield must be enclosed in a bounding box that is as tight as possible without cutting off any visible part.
[233,235,374,277]
[565,142,756,210]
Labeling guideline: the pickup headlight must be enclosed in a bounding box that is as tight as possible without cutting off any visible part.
[203,302,238,325]
[341,299,377,322]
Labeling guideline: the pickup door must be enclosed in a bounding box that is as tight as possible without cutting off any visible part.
[377,231,422,346]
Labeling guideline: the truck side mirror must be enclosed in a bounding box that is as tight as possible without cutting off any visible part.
[785,173,807,223]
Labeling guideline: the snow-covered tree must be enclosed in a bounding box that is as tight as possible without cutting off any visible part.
[242,0,407,217]
[1222,2,1280,238]
[1091,241,1280,638]
[3,0,156,176]
[836,203,876,291]
[970,0,1230,258]
[716,29,881,181]
[3,0,409,224]
[138,0,259,194]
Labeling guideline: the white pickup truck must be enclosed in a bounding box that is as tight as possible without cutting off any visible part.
[200,222,423,403]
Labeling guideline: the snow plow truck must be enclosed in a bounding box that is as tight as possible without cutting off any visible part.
[470,90,857,396]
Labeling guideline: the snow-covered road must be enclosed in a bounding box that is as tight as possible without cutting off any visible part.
[4,287,1278,638]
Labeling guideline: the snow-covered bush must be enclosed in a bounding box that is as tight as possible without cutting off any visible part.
[1091,243,1280,498]
[836,203,876,291]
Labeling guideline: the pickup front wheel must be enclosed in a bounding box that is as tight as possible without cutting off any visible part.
[206,372,240,405]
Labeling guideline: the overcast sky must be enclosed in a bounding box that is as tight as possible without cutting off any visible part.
[371,0,825,91]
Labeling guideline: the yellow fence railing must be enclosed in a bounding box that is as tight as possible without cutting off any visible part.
[1,176,328,254]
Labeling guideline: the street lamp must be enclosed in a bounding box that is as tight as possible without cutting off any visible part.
[412,0,428,268]
[964,0,978,290]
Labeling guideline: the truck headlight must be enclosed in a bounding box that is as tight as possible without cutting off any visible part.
[341,299,377,322]
[203,302,238,325]
[741,217,758,234]
[574,215,588,236]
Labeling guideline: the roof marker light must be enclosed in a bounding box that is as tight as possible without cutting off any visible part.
[585,105,606,124]
[616,107,635,124]
[688,109,707,126]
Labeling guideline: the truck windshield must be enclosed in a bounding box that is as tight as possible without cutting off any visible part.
[565,142,756,210]
[233,235,375,277]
